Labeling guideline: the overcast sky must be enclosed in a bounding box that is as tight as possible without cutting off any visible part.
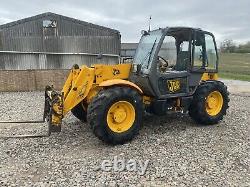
[0,0,249,44]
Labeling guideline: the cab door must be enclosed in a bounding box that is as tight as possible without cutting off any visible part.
[192,31,218,72]
[188,31,219,91]
[151,31,192,99]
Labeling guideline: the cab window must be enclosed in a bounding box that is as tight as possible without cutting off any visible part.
[205,34,217,70]
[157,36,177,73]
[157,30,191,73]
[180,41,189,51]
[193,32,217,71]
[193,32,205,68]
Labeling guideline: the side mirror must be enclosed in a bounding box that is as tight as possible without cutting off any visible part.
[96,53,103,59]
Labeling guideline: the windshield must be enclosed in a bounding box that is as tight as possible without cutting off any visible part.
[133,30,163,71]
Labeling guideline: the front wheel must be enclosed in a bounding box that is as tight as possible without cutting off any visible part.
[189,81,230,125]
[87,87,143,145]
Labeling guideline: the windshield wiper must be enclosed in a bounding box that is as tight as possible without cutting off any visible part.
[145,38,157,69]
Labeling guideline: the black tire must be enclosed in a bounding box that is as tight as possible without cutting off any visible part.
[87,87,143,145]
[71,102,87,122]
[189,81,230,125]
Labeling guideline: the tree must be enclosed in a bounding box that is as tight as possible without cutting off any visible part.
[220,39,236,53]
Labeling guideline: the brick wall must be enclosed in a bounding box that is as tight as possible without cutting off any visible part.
[0,70,70,92]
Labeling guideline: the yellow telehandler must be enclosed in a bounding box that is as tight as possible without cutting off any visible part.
[43,27,229,144]
[1,27,230,144]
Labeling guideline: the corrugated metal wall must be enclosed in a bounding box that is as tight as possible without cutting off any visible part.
[0,13,121,70]
[0,53,118,70]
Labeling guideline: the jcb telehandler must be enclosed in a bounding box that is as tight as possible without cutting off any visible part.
[41,27,229,144]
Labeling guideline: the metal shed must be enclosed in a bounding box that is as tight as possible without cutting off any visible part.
[0,12,121,70]
[121,43,138,57]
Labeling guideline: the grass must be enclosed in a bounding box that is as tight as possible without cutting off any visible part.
[219,53,250,81]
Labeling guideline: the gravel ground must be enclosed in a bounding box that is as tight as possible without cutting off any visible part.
[0,91,249,186]
[221,79,250,94]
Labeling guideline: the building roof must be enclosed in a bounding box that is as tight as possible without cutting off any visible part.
[0,12,119,34]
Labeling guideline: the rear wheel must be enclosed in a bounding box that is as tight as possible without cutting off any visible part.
[189,81,229,125]
[87,87,143,145]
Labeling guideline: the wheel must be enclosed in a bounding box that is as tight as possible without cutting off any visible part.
[87,86,143,145]
[71,102,87,122]
[189,81,229,125]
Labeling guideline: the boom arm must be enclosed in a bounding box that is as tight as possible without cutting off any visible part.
[62,65,95,115]
[44,65,95,131]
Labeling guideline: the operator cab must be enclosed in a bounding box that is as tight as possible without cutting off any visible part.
[130,27,218,99]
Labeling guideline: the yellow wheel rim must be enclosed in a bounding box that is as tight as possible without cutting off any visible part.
[205,91,223,116]
[107,101,135,133]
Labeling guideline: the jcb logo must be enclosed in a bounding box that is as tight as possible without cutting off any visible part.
[167,80,181,93]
